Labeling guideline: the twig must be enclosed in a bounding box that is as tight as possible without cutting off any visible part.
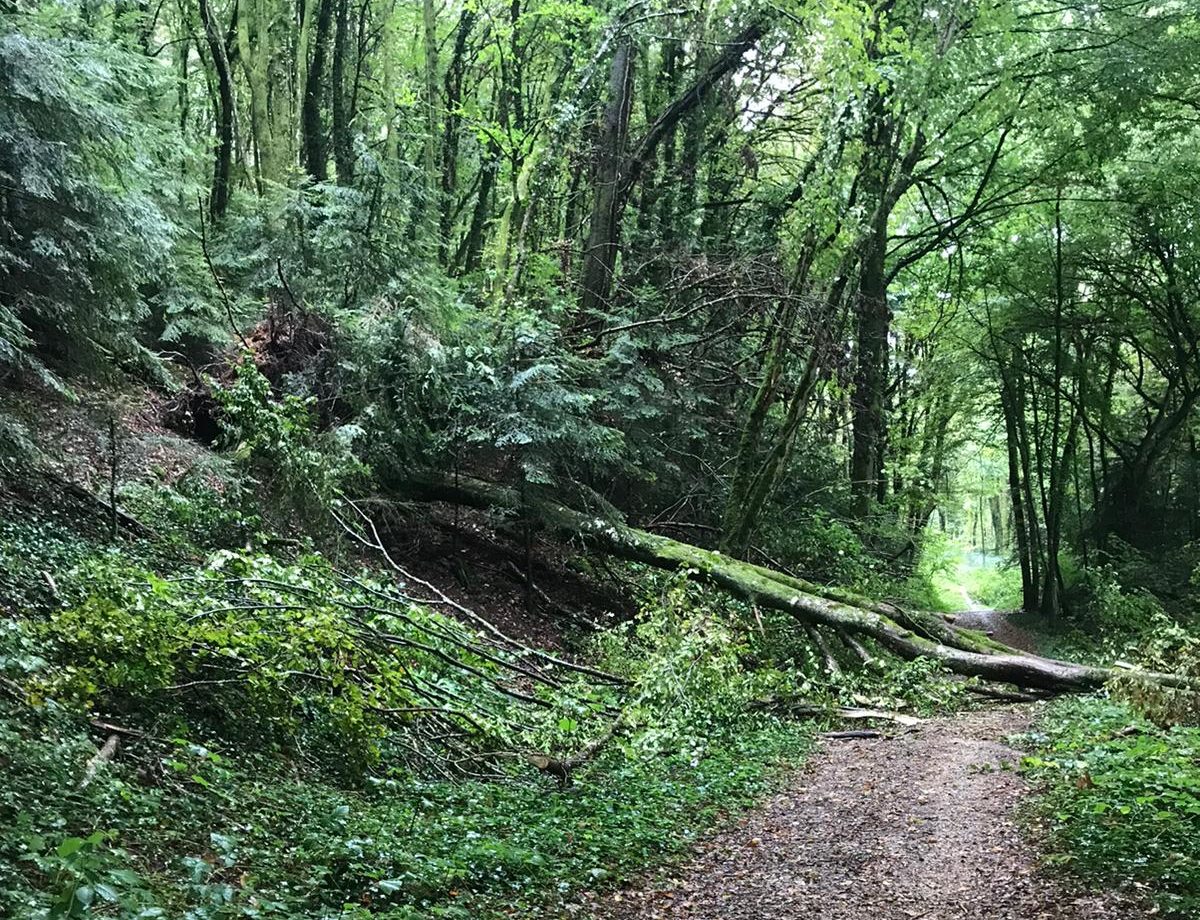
[524,716,625,787]
[753,698,925,727]
[89,720,147,738]
[275,258,304,316]
[965,684,1046,703]
[840,631,875,665]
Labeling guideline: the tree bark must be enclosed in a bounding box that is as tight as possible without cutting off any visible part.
[421,0,440,229]
[458,132,500,274]
[199,0,235,219]
[439,8,476,261]
[301,0,334,182]
[237,0,276,185]
[850,216,890,515]
[330,0,354,185]
[1000,374,1037,610]
[579,39,635,318]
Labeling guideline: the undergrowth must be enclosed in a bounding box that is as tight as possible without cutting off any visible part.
[0,495,822,918]
[1022,696,1200,918]
[0,668,810,918]
[0,399,1098,919]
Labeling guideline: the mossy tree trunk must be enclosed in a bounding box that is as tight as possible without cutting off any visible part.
[399,474,1198,695]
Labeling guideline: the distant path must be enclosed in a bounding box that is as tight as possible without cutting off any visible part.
[953,605,1038,654]
[578,708,1147,920]
[957,585,986,611]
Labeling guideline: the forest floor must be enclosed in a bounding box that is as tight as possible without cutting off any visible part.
[576,703,1151,920]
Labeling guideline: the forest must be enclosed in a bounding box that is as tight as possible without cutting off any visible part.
[1,0,1199,916]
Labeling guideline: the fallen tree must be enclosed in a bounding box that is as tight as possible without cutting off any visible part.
[397,474,1199,694]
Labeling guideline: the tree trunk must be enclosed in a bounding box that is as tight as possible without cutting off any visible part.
[675,5,710,248]
[199,0,235,218]
[994,331,1037,610]
[655,40,680,234]
[579,40,635,319]
[301,0,334,182]
[458,132,500,275]
[850,219,889,515]
[330,0,354,185]
[989,495,1003,557]
[439,8,476,261]
[719,303,791,553]
[398,474,1198,694]
[237,0,276,185]
[421,0,440,230]
[578,22,765,318]
[721,346,819,556]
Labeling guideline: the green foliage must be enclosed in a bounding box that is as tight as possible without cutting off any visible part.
[367,309,624,497]
[762,511,872,585]
[0,20,214,386]
[1109,540,1200,617]
[9,0,1200,914]
[31,832,157,920]
[1107,616,1200,726]
[30,549,551,776]
[891,529,965,612]
[1023,696,1200,917]
[214,359,365,518]
[962,562,1024,610]
[213,179,438,324]
[118,475,261,553]
[591,573,795,757]
[835,656,971,717]
[1072,565,1166,640]
[0,688,808,918]
[1042,567,1200,723]
[0,503,96,614]
[0,553,815,918]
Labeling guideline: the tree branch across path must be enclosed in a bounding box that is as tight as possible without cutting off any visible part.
[398,474,1197,695]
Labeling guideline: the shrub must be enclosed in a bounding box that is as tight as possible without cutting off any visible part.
[591,572,790,758]
[119,474,260,553]
[764,512,871,585]
[1073,564,1165,639]
[28,551,548,779]
[0,23,216,388]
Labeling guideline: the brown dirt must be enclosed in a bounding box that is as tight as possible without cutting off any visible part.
[576,707,1150,920]
[5,384,217,491]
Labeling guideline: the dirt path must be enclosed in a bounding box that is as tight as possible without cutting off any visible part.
[581,708,1148,920]
[954,607,1039,653]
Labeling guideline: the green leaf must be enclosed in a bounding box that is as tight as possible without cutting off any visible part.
[56,837,85,858]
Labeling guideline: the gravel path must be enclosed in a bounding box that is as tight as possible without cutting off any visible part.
[580,707,1149,920]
